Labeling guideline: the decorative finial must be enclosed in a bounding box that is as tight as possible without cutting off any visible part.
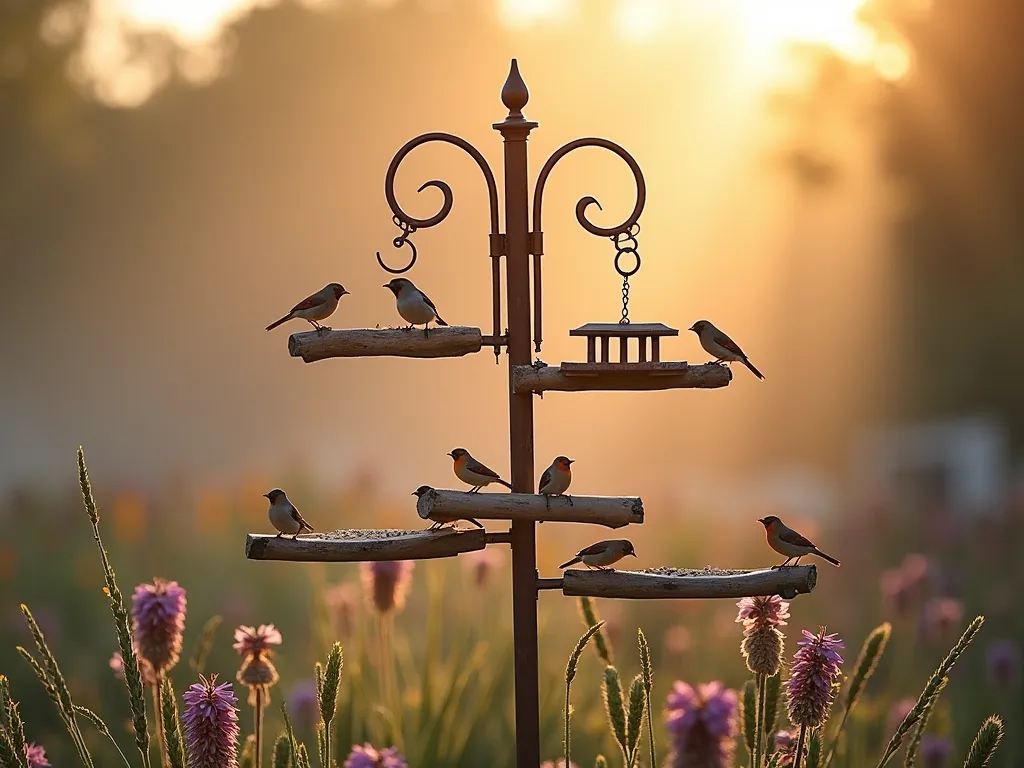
[501,58,529,118]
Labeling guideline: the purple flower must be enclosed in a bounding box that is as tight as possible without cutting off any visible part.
[234,624,282,706]
[24,743,50,767]
[360,561,414,615]
[921,734,951,768]
[786,628,844,728]
[286,679,319,731]
[736,596,789,677]
[182,674,240,768]
[736,596,790,629]
[664,681,738,768]
[343,743,408,767]
[986,639,1020,688]
[131,578,187,676]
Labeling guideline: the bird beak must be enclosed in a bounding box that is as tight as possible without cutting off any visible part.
[756,517,766,524]
[630,551,637,557]
[447,452,455,458]
[567,459,575,465]
[382,283,390,289]
[263,493,271,499]
[411,491,418,496]
[688,324,697,332]
[342,289,351,295]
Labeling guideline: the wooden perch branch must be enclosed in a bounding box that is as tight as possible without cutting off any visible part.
[288,326,484,363]
[245,528,486,562]
[561,565,816,600]
[511,363,732,393]
[415,488,643,528]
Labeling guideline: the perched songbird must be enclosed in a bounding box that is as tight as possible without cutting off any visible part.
[412,485,483,530]
[758,515,840,568]
[383,277,448,335]
[539,456,574,508]
[689,319,764,380]
[265,283,349,333]
[264,489,314,538]
[448,448,512,493]
[559,539,637,571]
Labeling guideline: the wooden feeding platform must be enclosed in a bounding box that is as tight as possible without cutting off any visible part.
[288,326,491,363]
[415,488,643,528]
[559,565,817,600]
[245,527,486,562]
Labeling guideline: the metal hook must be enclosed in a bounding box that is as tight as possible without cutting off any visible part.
[376,216,419,274]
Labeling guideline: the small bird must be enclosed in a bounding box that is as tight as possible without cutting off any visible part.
[689,320,764,380]
[539,456,574,509]
[264,489,314,538]
[383,278,448,336]
[412,485,483,530]
[266,283,349,333]
[448,448,512,493]
[758,515,840,568]
[559,539,637,570]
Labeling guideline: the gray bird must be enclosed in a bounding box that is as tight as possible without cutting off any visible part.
[689,319,764,380]
[559,539,637,570]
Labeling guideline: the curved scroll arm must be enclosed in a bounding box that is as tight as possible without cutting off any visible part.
[529,137,647,351]
[532,137,646,241]
[376,131,504,360]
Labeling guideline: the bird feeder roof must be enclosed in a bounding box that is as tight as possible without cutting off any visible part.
[569,322,678,338]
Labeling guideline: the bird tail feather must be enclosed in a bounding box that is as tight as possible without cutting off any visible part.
[742,357,765,380]
[466,517,484,529]
[435,314,449,326]
[265,314,291,332]
[497,479,513,490]
[814,549,840,566]
[559,557,581,569]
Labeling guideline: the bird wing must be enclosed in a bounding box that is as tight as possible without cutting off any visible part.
[713,332,745,357]
[417,290,440,314]
[576,541,611,557]
[538,467,553,492]
[778,528,816,548]
[290,293,325,312]
[466,459,502,480]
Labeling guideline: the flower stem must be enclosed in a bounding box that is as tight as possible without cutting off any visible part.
[794,724,808,768]
[152,680,169,768]
[754,673,766,768]
[254,687,264,768]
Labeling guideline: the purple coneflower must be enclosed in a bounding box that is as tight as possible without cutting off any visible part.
[736,596,789,677]
[233,624,282,705]
[920,733,951,768]
[181,675,240,768]
[24,743,50,767]
[324,582,360,637]
[985,639,1020,688]
[360,561,414,615]
[786,628,844,729]
[664,681,738,768]
[343,743,408,768]
[131,578,187,676]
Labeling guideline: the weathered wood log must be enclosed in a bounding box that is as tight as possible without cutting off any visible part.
[561,565,816,600]
[288,326,484,363]
[415,488,643,528]
[245,528,486,562]
[511,363,732,393]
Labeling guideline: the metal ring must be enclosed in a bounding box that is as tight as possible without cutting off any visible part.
[614,248,640,278]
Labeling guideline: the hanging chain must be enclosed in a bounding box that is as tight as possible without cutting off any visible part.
[612,223,641,325]
[620,275,630,324]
